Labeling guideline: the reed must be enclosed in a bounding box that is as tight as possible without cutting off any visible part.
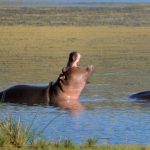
[0,3,149,26]
[0,114,34,147]
[0,116,150,150]
[84,137,98,148]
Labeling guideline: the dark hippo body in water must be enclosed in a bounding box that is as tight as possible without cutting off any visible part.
[0,84,51,105]
[0,52,95,111]
[130,91,150,101]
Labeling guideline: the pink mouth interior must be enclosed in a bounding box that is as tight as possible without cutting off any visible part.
[72,53,81,67]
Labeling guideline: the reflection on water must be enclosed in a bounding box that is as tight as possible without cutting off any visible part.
[0,26,150,144]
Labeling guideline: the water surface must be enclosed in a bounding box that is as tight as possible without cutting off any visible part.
[1,0,150,3]
[0,26,150,145]
[0,1,129,8]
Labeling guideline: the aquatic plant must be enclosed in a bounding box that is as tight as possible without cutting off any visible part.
[0,116,150,150]
[63,139,75,149]
[84,137,98,148]
[0,114,35,147]
[0,3,149,26]
[0,112,64,149]
[35,140,51,150]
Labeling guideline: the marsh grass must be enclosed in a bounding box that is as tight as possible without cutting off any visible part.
[0,114,34,147]
[63,139,75,149]
[0,25,150,88]
[84,137,98,148]
[35,140,51,150]
[0,116,150,150]
[0,113,63,148]
[0,3,149,26]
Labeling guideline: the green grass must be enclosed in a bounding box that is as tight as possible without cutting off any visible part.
[0,116,150,150]
[0,3,149,26]
[0,114,35,148]
[84,137,98,148]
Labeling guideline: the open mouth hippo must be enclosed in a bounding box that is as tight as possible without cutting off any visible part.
[0,52,95,111]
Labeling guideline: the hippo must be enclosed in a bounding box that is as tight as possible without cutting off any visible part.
[130,91,150,101]
[0,52,95,111]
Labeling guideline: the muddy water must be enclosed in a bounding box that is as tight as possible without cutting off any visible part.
[0,26,150,144]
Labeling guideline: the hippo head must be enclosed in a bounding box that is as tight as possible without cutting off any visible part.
[58,65,95,98]
[51,65,95,111]
[50,52,95,111]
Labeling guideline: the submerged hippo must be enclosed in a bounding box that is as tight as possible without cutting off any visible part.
[130,91,150,101]
[0,52,94,111]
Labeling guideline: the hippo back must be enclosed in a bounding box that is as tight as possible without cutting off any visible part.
[130,91,150,100]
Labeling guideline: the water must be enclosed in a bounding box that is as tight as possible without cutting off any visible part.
[0,2,128,8]
[1,0,150,3]
[0,0,149,9]
[1,99,150,144]
[0,26,150,145]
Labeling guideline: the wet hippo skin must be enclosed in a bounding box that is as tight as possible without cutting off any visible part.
[130,91,150,100]
[0,52,95,111]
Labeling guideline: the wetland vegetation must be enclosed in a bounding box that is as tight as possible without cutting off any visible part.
[0,116,150,150]
[0,2,149,26]
[0,1,150,149]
